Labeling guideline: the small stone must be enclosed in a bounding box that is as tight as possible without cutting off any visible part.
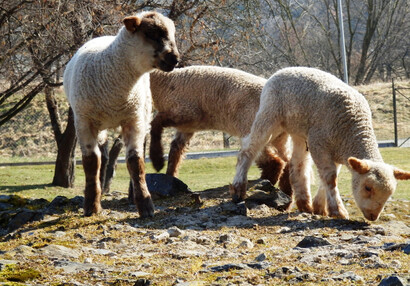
[238,238,254,249]
[333,271,364,282]
[167,226,184,238]
[129,271,150,278]
[97,242,107,249]
[53,231,66,238]
[210,263,249,272]
[404,244,410,255]
[390,260,401,269]
[150,231,170,242]
[360,256,388,269]
[256,237,267,244]
[338,258,351,265]
[378,275,405,286]
[296,236,331,248]
[218,234,234,244]
[194,236,212,245]
[134,278,151,286]
[84,257,93,263]
[255,253,267,262]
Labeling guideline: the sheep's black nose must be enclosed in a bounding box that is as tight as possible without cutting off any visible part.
[165,52,179,66]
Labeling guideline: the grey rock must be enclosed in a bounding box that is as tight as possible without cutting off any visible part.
[238,238,254,249]
[150,231,170,242]
[167,226,184,238]
[210,263,250,272]
[245,180,292,211]
[333,271,364,282]
[0,195,12,202]
[194,236,212,245]
[378,275,405,286]
[133,278,151,286]
[0,202,13,211]
[146,173,191,199]
[39,244,80,259]
[360,256,388,268]
[7,208,44,231]
[54,260,106,274]
[256,237,267,244]
[218,234,234,244]
[404,244,410,255]
[255,253,267,262]
[129,271,150,278]
[246,261,271,270]
[296,236,331,248]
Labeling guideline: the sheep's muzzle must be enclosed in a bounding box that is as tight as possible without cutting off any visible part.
[157,51,179,72]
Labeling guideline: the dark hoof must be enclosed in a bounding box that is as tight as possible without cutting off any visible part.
[83,204,102,217]
[150,152,165,172]
[232,194,244,204]
[136,197,155,218]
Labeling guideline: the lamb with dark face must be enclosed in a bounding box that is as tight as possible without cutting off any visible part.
[123,12,179,72]
[63,11,180,218]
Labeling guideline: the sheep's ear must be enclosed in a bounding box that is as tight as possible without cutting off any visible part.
[393,168,410,180]
[348,157,370,174]
[123,16,142,33]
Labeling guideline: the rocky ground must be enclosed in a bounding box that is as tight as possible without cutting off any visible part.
[0,179,409,285]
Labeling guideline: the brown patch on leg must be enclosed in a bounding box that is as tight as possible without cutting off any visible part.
[296,198,313,213]
[313,193,328,216]
[278,163,292,198]
[82,153,103,216]
[166,132,193,177]
[257,148,285,186]
[127,151,154,218]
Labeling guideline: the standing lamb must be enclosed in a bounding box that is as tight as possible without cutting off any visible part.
[149,66,292,196]
[231,67,410,221]
[64,11,180,217]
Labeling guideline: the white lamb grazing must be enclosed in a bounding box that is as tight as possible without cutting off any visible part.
[64,11,180,217]
[149,66,292,196]
[231,67,410,221]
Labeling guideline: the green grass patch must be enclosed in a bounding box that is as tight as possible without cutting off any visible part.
[0,148,409,201]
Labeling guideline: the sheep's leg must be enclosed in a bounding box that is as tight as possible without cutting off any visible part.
[256,146,286,186]
[290,136,313,213]
[257,132,293,198]
[123,122,154,218]
[312,181,328,216]
[166,131,194,177]
[314,163,348,219]
[76,122,103,216]
[232,111,282,202]
[149,112,175,172]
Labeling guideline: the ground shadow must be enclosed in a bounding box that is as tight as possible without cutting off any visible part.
[0,183,53,193]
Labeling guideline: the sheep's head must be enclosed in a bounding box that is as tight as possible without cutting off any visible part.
[123,12,179,72]
[348,157,410,221]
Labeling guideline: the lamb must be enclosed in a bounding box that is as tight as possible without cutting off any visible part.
[231,67,410,221]
[149,65,292,195]
[64,11,180,217]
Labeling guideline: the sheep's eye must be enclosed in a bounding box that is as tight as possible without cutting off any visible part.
[364,186,372,192]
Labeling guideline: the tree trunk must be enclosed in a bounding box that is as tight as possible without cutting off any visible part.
[52,107,77,187]
[45,85,77,187]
